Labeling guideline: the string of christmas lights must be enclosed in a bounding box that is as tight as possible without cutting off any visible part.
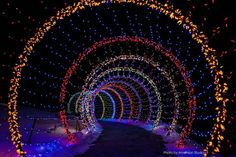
[7,1,228,156]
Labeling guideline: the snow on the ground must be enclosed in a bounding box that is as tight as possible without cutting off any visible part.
[1,105,204,157]
[0,106,103,157]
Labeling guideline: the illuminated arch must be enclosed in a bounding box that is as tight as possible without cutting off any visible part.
[83,55,183,129]
[60,36,196,146]
[7,1,227,156]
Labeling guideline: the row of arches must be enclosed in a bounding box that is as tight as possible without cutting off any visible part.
[7,1,227,156]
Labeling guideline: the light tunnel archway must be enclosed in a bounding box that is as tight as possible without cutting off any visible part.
[60,36,197,146]
[82,54,184,126]
[7,1,228,156]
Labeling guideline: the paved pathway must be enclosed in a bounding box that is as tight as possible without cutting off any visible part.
[75,121,173,157]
